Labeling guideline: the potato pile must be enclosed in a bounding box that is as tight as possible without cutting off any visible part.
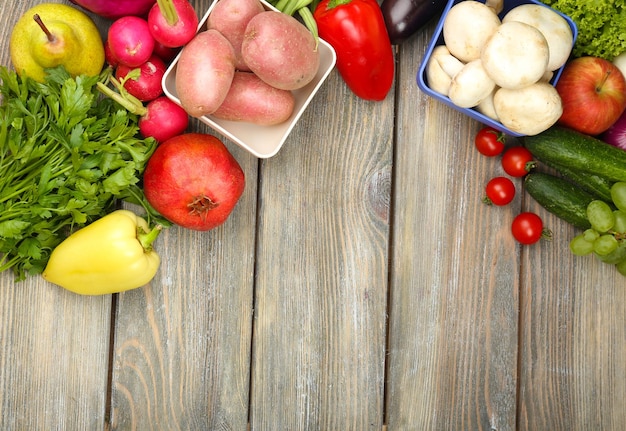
[175,0,320,125]
[426,0,574,135]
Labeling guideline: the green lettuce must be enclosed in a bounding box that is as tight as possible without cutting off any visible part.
[542,0,626,60]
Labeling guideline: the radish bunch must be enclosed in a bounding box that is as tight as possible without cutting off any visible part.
[102,0,199,143]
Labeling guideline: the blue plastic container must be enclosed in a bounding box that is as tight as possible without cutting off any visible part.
[416,0,578,136]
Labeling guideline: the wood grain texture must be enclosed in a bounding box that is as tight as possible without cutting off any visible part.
[518,200,626,431]
[0,2,112,430]
[0,280,112,431]
[385,27,520,431]
[1,0,625,430]
[110,125,258,430]
[249,71,393,430]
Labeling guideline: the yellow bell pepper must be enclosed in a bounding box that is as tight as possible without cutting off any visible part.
[42,209,162,295]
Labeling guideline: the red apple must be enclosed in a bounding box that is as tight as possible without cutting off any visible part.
[556,56,626,135]
[143,133,245,231]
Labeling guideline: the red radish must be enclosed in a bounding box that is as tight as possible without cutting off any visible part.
[104,40,119,68]
[148,0,199,48]
[153,41,180,63]
[108,16,155,68]
[142,133,245,231]
[139,97,189,143]
[116,55,167,102]
[69,0,156,20]
[97,79,188,144]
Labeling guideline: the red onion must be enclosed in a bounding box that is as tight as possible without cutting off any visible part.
[601,109,626,150]
[69,0,156,20]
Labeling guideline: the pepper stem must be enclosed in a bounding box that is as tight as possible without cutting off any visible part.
[137,225,163,252]
[156,0,179,27]
[327,0,351,9]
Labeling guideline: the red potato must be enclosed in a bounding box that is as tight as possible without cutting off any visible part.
[175,29,236,117]
[207,0,264,71]
[241,11,320,90]
[213,71,295,125]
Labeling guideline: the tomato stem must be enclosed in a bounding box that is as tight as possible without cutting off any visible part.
[541,228,553,242]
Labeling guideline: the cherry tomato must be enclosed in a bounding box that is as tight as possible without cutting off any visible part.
[501,146,534,177]
[484,176,516,206]
[474,126,505,156]
[511,212,544,245]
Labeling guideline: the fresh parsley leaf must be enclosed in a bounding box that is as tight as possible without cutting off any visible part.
[0,65,161,280]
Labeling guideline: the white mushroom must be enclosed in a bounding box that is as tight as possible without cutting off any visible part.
[485,0,504,15]
[503,4,574,71]
[425,45,465,96]
[443,1,501,63]
[493,82,563,135]
[476,87,500,121]
[613,51,626,79]
[433,46,465,77]
[481,21,550,89]
[449,59,496,108]
[540,70,554,82]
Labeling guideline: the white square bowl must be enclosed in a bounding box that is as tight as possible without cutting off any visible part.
[162,0,337,158]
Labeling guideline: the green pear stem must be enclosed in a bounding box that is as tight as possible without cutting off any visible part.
[33,14,56,43]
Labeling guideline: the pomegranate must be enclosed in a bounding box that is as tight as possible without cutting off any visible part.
[142,133,245,231]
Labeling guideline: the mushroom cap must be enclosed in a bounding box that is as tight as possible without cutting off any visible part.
[432,46,465,77]
[443,1,501,63]
[481,21,550,89]
[449,59,496,108]
[426,45,465,96]
[614,52,626,79]
[476,87,500,121]
[493,82,562,135]
[426,56,453,96]
[503,4,573,71]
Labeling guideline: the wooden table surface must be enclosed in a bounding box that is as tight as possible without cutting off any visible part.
[1,1,624,430]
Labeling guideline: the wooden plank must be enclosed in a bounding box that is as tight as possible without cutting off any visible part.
[385,28,520,430]
[0,280,112,430]
[109,123,258,430]
[249,72,393,429]
[0,2,112,429]
[518,202,626,431]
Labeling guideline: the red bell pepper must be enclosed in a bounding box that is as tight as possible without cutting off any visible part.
[314,0,395,101]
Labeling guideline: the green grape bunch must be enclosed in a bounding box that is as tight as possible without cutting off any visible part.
[569,182,626,276]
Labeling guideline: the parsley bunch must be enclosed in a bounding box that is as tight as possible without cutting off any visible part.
[0,66,162,280]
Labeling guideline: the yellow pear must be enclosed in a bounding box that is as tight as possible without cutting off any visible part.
[10,3,105,82]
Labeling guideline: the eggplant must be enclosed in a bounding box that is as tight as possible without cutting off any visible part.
[381,0,447,45]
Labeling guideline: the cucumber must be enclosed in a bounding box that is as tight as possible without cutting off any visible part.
[545,162,614,203]
[524,172,594,230]
[523,126,626,183]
